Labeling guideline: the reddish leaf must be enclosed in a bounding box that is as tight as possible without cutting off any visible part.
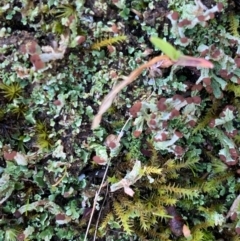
[176,55,214,68]
[4,151,17,160]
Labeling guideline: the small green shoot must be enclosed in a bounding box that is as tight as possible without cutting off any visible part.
[150,36,182,61]
[150,36,213,68]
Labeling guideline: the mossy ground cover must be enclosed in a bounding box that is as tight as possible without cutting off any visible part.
[0,0,240,240]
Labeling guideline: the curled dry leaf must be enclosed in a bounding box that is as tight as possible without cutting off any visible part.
[92,55,173,129]
[176,55,214,68]
[110,160,143,196]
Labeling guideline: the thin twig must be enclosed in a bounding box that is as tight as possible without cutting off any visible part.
[93,184,109,241]
[83,161,110,241]
[84,117,131,240]
[117,116,132,142]
[92,118,131,240]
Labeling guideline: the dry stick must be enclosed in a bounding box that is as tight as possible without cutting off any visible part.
[117,116,132,143]
[92,117,132,240]
[84,117,133,241]
[93,184,109,241]
[92,55,173,129]
[52,166,67,187]
[83,162,110,241]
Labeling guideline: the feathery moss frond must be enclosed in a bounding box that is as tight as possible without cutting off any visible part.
[142,165,162,175]
[205,151,228,173]
[99,212,114,236]
[164,157,199,173]
[91,35,127,50]
[201,172,234,193]
[113,201,133,235]
[150,193,178,206]
[139,213,151,231]
[157,195,178,206]
[159,183,199,199]
[229,13,240,37]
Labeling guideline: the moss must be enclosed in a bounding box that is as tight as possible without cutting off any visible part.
[34,121,53,150]
[0,0,240,240]
[0,83,22,101]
